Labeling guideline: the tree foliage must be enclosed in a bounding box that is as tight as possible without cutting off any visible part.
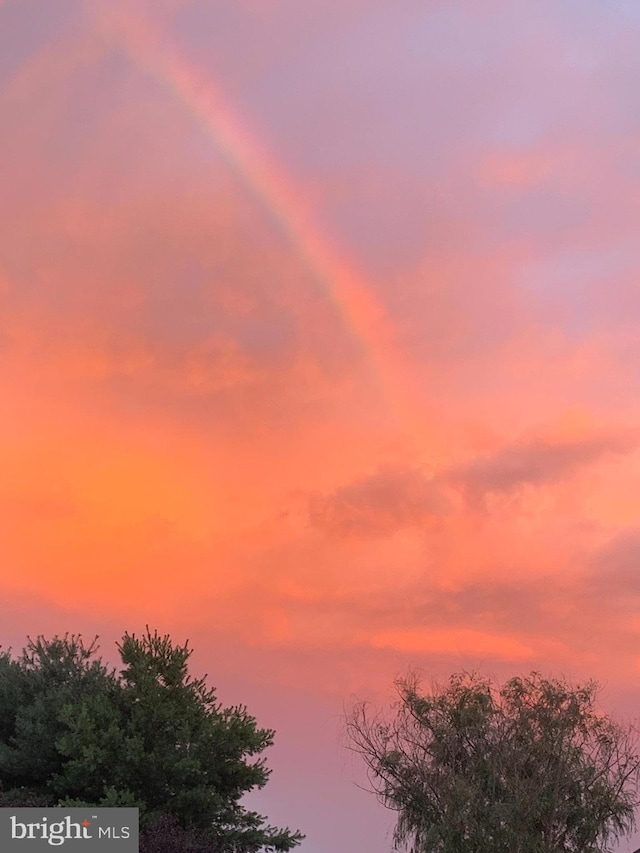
[0,629,303,853]
[347,670,640,853]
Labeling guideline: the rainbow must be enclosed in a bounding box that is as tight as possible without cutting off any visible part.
[104,9,434,442]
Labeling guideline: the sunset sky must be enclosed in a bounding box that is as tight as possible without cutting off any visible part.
[3,1,640,850]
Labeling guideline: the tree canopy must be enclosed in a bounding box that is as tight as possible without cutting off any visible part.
[0,629,303,853]
[347,670,640,853]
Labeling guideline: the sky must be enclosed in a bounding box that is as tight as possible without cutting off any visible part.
[2,0,640,850]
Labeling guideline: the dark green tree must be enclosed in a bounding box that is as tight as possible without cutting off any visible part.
[0,630,303,853]
[347,671,640,853]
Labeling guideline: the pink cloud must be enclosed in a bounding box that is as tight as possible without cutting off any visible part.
[309,465,448,538]
[370,628,535,661]
[448,427,640,504]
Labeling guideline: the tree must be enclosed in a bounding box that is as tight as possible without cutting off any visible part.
[0,629,303,853]
[347,670,640,853]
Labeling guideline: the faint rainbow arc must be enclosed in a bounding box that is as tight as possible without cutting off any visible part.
[109,13,438,444]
